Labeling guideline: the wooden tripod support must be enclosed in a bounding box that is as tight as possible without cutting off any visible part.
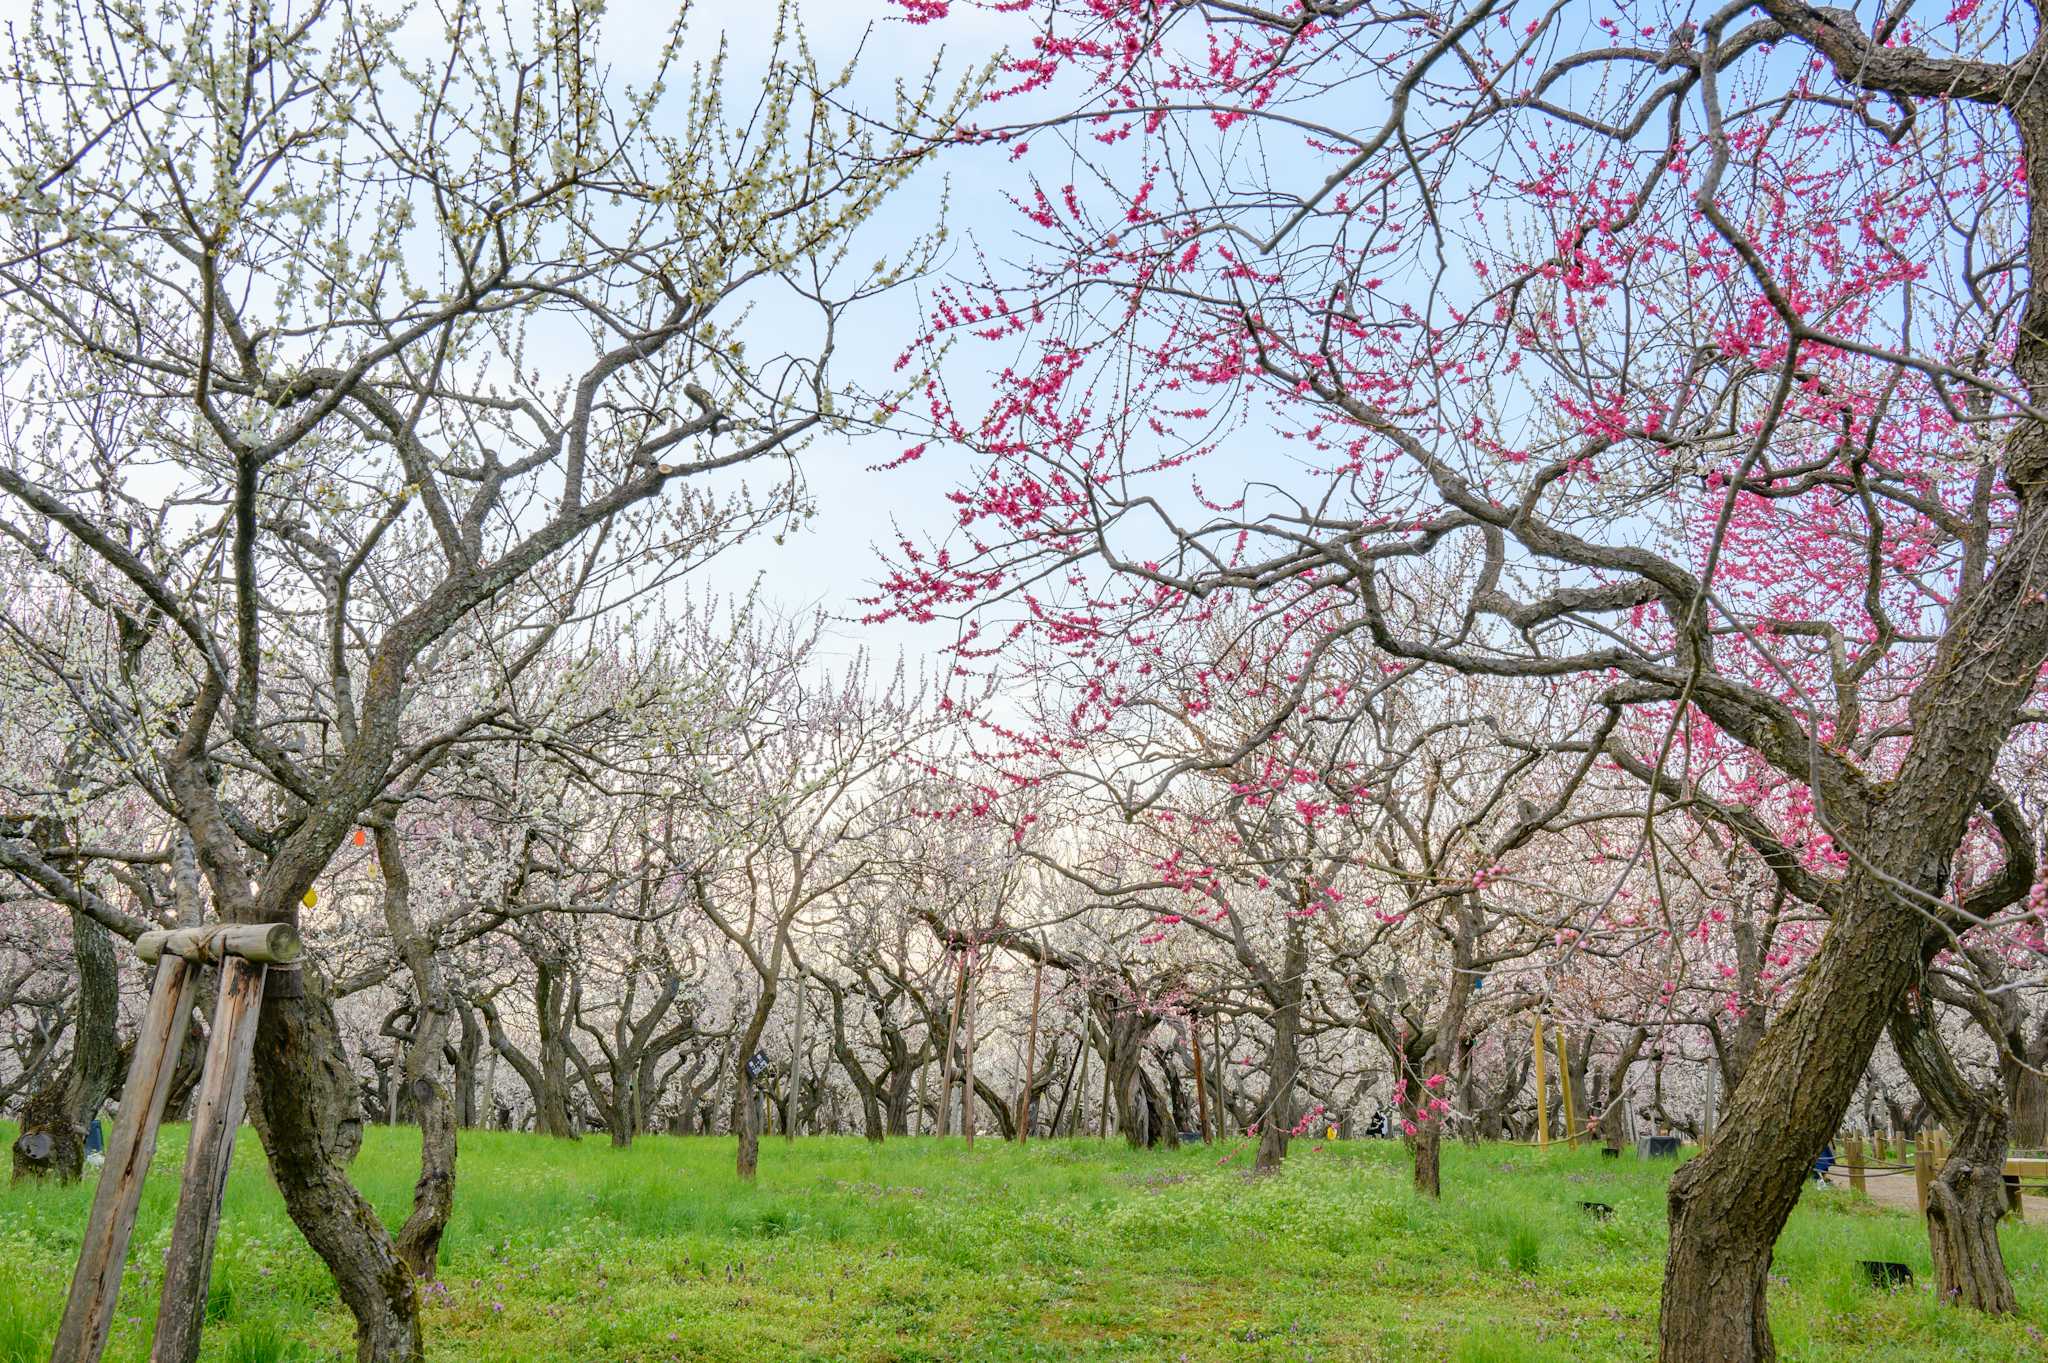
[51,923,302,1363]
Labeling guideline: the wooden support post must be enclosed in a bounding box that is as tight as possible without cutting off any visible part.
[1068,1033,1090,1138]
[916,1060,929,1137]
[1211,1013,1226,1138]
[1532,1013,1549,1149]
[153,956,268,1363]
[1874,1132,1889,1161]
[1555,1026,1577,1149]
[938,949,967,1137]
[52,953,201,1363]
[1190,1018,1212,1144]
[1914,1132,1933,1217]
[1098,1058,1112,1140]
[2005,1157,2043,1221]
[960,951,978,1149]
[1846,1136,1865,1196]
[1015,959,1044,1143]
[785,971,807,1143]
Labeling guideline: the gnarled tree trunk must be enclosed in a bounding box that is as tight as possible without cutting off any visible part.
[11,901,121,1185]
[1890,1000,2016,1314]
[1924,1109,2017,1312]
[250,978,422,1363]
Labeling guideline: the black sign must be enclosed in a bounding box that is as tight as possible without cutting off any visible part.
[745,1050,769,1080]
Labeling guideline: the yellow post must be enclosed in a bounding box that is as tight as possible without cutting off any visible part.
[1532,1013,1549,1149]
[1555,1026,1577,1148]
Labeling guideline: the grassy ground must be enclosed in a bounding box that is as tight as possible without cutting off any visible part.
[0,1123,2044,1362]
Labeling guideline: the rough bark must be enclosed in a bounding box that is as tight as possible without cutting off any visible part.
[1255,987,1301,1174]
[1924,1108,2018,1312]
[248,978,422,1363]
[11,901,121,1184]
[1890,1000,2017,1313]
[2011,1011,2048,1150]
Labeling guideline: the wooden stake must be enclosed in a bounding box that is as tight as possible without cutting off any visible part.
[153,957,267,1363]
[1098,1055,1112,1140]
[1914,1132,1933,1217]
[53,953,200,1363]
[1555,1025,1577,1149]
[785,971,807,1143]
[960,951,978,1148]
[916,1059,929,1137]
[1211,1013,1227,1138]
[1190,1018,1212,1144]
[1845,1136,1865,1196]
[1532,1013,1549,1149]
[1014,960,1044,1144]
[1068,1031,1090,1138]
[938,950,967,1137]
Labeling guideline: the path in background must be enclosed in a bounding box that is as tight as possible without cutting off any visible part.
[1830,1167,2046,1219]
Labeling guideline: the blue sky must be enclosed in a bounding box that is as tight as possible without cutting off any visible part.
[589,0,1031,674]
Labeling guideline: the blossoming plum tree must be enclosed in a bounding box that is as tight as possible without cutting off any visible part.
[888,2,2048,1357]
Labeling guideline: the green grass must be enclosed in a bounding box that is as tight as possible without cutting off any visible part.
[1,1122,2044,1361]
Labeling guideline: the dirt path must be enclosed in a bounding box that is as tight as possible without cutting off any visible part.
[1827,1166,2048,1220]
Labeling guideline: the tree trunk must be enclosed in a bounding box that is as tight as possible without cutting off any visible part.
[960,958,978,1146]
[1925,1108,2018,1312]
[1660,888,2004,1355]
[374,820,458,1280]
[885,1067,915,1137]
[785,972,808,1143]
[860,1084,885,1142]
[11,902,121,1185]
[736,1071,762,1180]
[11,1077,87,1184]
[249,979,422,1363]
[2011,1013,2047,1149]
[937,951,966,1137]
[1601,1028,1649,1151]
[1891,999,2016,1313]
[1656,433,2048,1359]
[1067,1033,1091,1138]
[1409,1121,1441,1198]
[396,1077,455,1281]
[1254,997,1299,1174]
[451,1000,482,1128]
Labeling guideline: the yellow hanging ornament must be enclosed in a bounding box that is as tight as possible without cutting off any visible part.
[302,887,318,909]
